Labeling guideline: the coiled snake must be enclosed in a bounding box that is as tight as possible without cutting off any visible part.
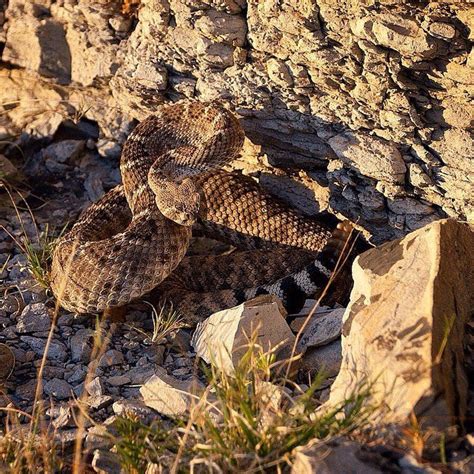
[51,101,354,323]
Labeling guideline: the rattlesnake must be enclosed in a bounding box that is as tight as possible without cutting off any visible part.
[51,101,355,322]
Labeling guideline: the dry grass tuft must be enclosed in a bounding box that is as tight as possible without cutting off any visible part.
[0,186,65,290]
[109,333,373,472]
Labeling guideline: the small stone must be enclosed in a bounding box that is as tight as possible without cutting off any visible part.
[140,368,204,417]
[49,405,76,429]
[292,439,381,474]
[20,336,67,361]
[267,58,293,86]
[301,340,342,378]
[124,366,157,385]
[0,155,18,180]
[91,449,122,474]
[44,378,73,400]
[168,330,191,353]
[429,22,456,40]
[86,425,114,450]
[171,367,190,377]
[107,375,131,386]
[87,395,113,410]
[67,367,87,384]
[16,379,39,400]
[109,16,132,33]
[16,303,51,333]
[57,313,75,326]
[70,328,94,363]
[86,377,105,397]
[143,344,165,364]
[99,349,125,367]
[134,62,168,90]
[387,197,434,215]
[328,132,406,184]
[43,140,85,163]
[296,308,345,352]
[112,399,158,423]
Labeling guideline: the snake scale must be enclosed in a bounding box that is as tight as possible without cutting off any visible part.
[51,101,355,323]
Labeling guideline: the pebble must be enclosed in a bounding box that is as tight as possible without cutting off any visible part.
[86,377,105,397]
[44,378,73,400]
[87,395,113,410]
[70,328,94,363]
[112,399,158,423]
[98,349,125,367]
[20,336,68,361]
[107,375,131,386]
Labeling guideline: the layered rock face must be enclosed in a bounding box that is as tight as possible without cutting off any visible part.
[1,0,472,242]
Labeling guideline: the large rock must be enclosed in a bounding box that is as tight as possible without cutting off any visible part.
[3,8,71,82]
[325,219,474,428]
[191,295,296,374]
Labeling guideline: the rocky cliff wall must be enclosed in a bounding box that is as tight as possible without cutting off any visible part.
[1,0,472,243]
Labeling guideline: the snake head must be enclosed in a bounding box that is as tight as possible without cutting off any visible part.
[149,174,201,226]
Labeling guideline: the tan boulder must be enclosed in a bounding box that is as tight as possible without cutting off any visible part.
[325,219,474,428]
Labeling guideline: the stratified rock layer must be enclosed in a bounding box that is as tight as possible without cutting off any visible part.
[1,1,473,242]
[326,219,474,428]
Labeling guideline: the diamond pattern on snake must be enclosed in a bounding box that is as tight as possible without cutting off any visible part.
[51,101,357,323]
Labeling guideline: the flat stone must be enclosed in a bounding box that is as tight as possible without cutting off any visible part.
[86,377,105,397]
[87,395,113,410]
[301,340,342,378]
[44,378,73,400]
[70,328,94,363]
[16,379,39,401]
[369,14,438,60]
[296,308,345,352]
[42,140,85,163]
[20,336,68,361]
[91,449,122,474]
[112,399,158,422]
[107,375,131,386]
[325,219,474,428]
[140,368,204,417]
[16,303,51,333]
[191,295,295,375]
[86,425,114,450]
[66,367,86,384]
[99,349,125,367]
[292,439,381,474]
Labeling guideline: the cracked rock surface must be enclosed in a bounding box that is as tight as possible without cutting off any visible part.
[1,0,472,244]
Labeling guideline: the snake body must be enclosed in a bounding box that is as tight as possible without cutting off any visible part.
[51,101,351,320]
